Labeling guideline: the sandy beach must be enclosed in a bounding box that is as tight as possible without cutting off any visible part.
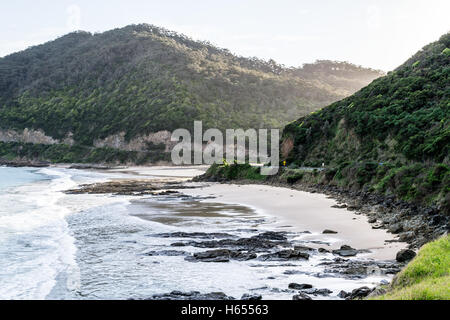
[108,166,407,260]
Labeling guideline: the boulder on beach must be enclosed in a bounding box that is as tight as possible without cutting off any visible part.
[395,249,416,263]
[332,245,358,257]
[288,283,313,290]
[292,293,312,300]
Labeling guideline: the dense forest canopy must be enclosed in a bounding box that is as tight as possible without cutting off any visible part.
[281,33,449,209]
[0,24,383,146]
[283,32,450,165]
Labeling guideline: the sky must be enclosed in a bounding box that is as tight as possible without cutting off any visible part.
[1,0,449,71]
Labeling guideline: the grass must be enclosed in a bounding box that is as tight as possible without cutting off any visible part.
[372,235,450,300]
[202,163,266,181]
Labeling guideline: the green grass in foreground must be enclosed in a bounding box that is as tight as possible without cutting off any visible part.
[373,235,450,300]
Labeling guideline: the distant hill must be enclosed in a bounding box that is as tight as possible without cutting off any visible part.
[282,33,450,211]
[0,24,382,153]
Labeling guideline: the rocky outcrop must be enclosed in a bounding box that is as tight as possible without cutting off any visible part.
[185,249,257,262]
[148,291,235,300]
[0,128,70,145]
[93,131,173,152]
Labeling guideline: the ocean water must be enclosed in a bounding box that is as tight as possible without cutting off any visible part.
[0,166,390,300]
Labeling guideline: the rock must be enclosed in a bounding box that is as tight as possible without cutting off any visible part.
[156,232,232,239]
[332,245,358,257]
[69,164,111,170]
[288,283,313,290]
[302,288,333,296]
[185,249,257,263]
[293,245,316,252]
[318,248,330,253]
[398,231,415,242]
[388,223,403,234]
[337,290,349,299]
[368,286,387,297]
[368,218,377,224]
[241,294,262,300]
[144,250,187,256]
[331,204,347,209]
[182,233,289,251]
[149,291,235,300]
[252,231,288,241]
[322,229,338,234]
[292,293,312,300]
[320,259,401,279]
[396,249,416,262]
[0,159,50,168]
[348,286,373,299]
[258,250,309,261]
[170,242,186,247]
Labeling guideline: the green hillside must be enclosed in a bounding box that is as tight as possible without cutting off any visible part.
[281,33,450,212]
[0,24,382,150]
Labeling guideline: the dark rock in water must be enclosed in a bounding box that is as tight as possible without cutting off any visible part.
[288,283,313,290]
[331,204,347,209]
[258,250,309,261]
[144,250,187,256]
[292,293,312,300]
[302,288,333,296]
[241,293,262,300]
[320,259,401,279]
[185,249,257,262]
[155,232,232,239]
[332,245,358,257]
[170,242,186,247]
[338,290,350,299]
[396,249,416,262]
[348,286,373,300]
[181,232,289,251]
[229,251,258,261]
[294,245,316,252]
[322,229,338,234]
[318,248,330,253]
[149,291,235,300]
[252,231,288,241]
[283,270,304,275]
[69,164,111,170]
[0,159,50,168]
[368,218,377,224]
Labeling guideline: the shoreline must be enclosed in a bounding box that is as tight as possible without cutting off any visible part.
[195,166,449,251]
[177,183,407,261]
[82,165,409,260]
[2,164,417,299]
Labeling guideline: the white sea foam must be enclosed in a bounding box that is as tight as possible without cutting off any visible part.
[0,168,80,299]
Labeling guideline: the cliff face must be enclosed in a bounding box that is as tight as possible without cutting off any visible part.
[0,128,73,145]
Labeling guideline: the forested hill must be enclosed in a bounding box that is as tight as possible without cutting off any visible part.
[0,24,382,147]
[281,33,449,211]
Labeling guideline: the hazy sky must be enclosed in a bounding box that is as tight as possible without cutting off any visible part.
[1,0,449,71]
